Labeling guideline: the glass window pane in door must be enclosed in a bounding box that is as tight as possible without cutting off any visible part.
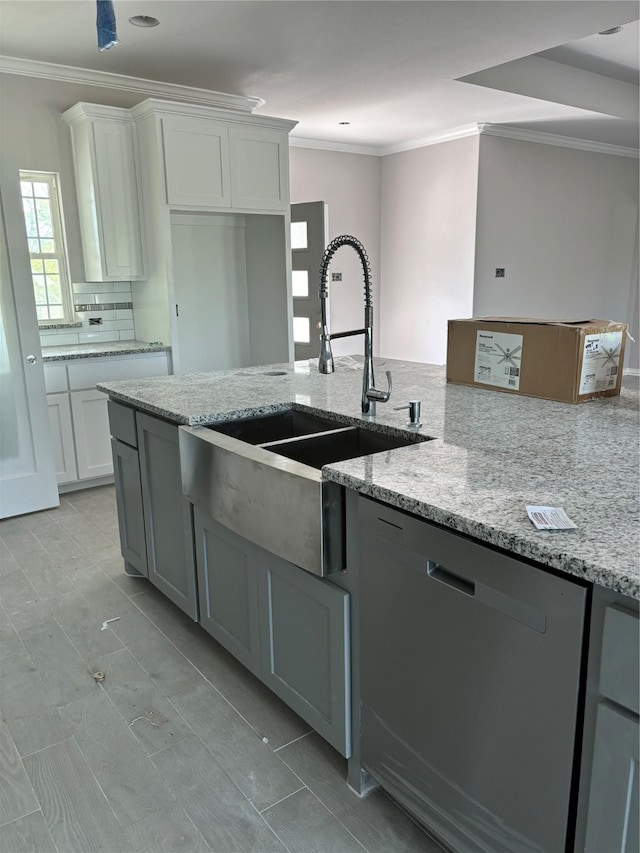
[292,270,309,298]
[293,316,310,343]
[291,221,308,250]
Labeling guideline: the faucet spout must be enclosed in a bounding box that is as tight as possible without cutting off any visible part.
[317,235,392,414]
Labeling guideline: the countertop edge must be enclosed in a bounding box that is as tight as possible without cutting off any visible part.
[323,469,639,599]
[43,343,171,362]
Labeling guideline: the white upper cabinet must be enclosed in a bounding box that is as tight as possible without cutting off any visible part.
[133,99,296,214]
[162,116,231,207]
[162,119,288,211]
[229,126,289,211]
[63,104,147,282]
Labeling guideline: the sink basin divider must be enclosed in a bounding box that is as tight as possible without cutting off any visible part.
[258,425,357,450]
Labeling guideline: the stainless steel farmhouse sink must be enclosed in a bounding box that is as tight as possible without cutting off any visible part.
[179,409,431,576]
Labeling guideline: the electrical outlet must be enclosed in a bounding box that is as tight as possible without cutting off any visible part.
[495,268,505,278]
[331,272,342,282]
[89,317,103,325]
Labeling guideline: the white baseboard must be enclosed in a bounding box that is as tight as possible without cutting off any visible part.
[59,475,115,494]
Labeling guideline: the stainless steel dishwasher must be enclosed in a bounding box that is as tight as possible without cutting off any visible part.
[359,497,588,853]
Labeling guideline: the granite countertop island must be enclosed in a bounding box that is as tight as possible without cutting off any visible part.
[42,340,171,362]
[98,356,640,599]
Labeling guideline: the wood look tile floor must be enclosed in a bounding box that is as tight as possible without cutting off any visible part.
[0,486,443,853]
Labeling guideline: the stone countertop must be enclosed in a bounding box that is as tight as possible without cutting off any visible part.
[97,356,640,599]
[42,341,172,362]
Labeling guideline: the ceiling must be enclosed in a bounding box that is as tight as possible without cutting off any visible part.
[0,0,638,152]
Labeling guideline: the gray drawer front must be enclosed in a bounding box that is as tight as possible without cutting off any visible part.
[108,400,137,447]
[600,604,639,714]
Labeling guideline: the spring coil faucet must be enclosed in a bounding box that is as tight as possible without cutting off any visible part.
[317,235,392,414]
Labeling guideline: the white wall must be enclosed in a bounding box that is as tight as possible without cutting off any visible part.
[289,146,381,356]
[473,135,639,368]
[379,136,479,364]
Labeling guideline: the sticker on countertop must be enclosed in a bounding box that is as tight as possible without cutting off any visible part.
[578,331,622,395]
[526,505,577,530]
[474,330,523,390]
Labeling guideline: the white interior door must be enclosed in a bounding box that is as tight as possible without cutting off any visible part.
[0,159,58,518]
[291,202,328,361]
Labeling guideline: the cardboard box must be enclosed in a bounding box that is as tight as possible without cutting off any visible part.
[446,317,627,403]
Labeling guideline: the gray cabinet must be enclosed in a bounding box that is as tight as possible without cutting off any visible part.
[137,412,197,620]
[193,507,261,676]
[108,401,146,577]
[259,550,350,757]
[584,602,639,853]
[192,510,351,757]
[584,703,639,853]
[111,438,147,576]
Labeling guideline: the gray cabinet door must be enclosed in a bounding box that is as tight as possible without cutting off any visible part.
[585,702,639,853]
[111,438,147,576]
[259,552,351,758]
[137,412,197,620]
[193,508,262,677]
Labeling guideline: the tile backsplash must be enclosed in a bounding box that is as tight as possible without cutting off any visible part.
[39,282,136,348]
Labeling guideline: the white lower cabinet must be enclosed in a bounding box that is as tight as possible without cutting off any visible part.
[70,390,112,479]
[44,352,169,489]
[47,393,78,484]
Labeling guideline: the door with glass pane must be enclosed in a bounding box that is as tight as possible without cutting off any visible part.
[291,202,327,361]
[0,159,58,518]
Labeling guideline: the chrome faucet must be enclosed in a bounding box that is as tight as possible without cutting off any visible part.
[317,235,392,414]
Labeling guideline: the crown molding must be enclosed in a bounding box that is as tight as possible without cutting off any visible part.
[131,98,297,131]
[293,122,640,159]
[290,125,481,157]
[380,124,481,155]
[289,136,380,156]
[0,55,264,112]
[478,123,639,158]
[3,55,637,158]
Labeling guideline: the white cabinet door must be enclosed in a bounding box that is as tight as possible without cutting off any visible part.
[70,389,113,479]
[162,116,231,207]
[92,119,146,280]
[64,105,146,282]
[229,126,289,211]
[47,393,78,485]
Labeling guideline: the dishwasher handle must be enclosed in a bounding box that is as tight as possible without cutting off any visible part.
[427,560,475,597]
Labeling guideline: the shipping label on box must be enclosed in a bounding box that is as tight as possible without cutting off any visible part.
[578,331,623,395]
[474,330,523,390]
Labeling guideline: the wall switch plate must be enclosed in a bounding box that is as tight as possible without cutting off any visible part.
[495,268,506,278]
[331,272,342,282]
[89,317,103,325]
